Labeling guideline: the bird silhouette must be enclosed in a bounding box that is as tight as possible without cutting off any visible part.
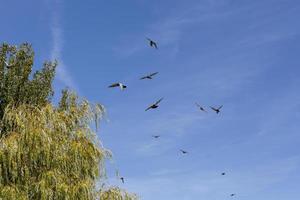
[230,194,236,197]
[147,38,158,49]
[195,103,207,113]
[221,172,226,175]
[152,135,160,139]
[180,149,188,154]
[140,72,159,80]
[108,83,127,90]
[120,177,125,184]
[210,105,223,114]
[145,98,163,111]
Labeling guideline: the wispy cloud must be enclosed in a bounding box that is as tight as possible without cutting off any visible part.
[49,0,77,90]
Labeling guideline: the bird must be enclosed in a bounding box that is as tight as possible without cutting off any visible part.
[4,61,13,68]
[195,103,207,113]
[108,83,127,90]
[116,170,124,183]
[180,149,188,154]
[140,72,159,80]
[145,98,163,111]
[230,194,236,197]
[120,177,125,184]
[221,172,226,176]
[152,135,160,139]
[210,105,223,114]
[147,38,158,49]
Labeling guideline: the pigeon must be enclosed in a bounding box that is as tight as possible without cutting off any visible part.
[195,103,207,113]
[147,38,158,49]
[145,98,163,111]
[152,135,160,139]
[4,61,13,68]
[140,72,159,80]
[210,105,223,114]
[120,177,125,184]
[230,194,236,197]
[221,172,226,176]
[108,83,127,90]
[180,149,188,154]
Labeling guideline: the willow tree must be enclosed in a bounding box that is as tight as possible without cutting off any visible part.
[0,43,137,200]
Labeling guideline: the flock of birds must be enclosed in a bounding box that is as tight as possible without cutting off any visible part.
[109,38,237,198]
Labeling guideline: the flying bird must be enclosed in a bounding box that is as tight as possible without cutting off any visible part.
[210,105,223,114]
[140,72,159,80]
[230,194,236,197]
[221,172,226,176]
[195,103,207,113]
[145,98,163,111]
[108,83,127,90]
[180,149,188,154]
[152,135,160,139]
[116,170,124,183]
[4,61,13,68]
[147,38,158,49]
[120,177,125,184]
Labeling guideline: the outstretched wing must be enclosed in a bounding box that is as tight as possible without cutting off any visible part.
[140,75,148,80]
[149,72,158,77]
[4,61,13,68]
[210,106,217,111]
[155,98,163,105]
[108,83,119,88]
[145,105,152,111]
[153,42,158,49]
[217,105,223,110]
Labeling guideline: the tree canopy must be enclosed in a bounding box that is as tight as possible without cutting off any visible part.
[0,43,137,200]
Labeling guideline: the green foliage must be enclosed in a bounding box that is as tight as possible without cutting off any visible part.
[0,43,137,200]
[0,43,56,125]
[0,96,107,199]
[99,187,138,200]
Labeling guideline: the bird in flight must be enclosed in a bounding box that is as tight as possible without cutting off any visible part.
[4,61,13,68]
[180,149,188,154]
[140,72,159,80]
[230,194,236,197]
[152,135,160,139]
[120,177,125,184]
[116,170,125,183]
[145,98,163,111]
[195,103,207,113]
[108,83,127,90]
[221,172,226,176]
[147,38,158,49]
[210,105,223,114]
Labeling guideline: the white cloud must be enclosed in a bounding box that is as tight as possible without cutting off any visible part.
[49,0,77,90]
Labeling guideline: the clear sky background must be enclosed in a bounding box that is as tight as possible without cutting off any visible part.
[1,0,300,199]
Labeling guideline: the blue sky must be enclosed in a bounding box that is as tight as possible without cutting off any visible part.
[1,0,300,199]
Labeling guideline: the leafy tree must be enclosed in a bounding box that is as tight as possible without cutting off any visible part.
[99,187,138,200]
[0,43,137,200]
